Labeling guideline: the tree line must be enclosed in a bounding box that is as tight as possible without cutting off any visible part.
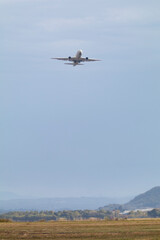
[0,209,160,222]
[0,210,113,221]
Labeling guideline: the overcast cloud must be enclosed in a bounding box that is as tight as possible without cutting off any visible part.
[1,0,160,198]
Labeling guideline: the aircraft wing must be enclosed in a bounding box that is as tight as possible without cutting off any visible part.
[80,58,101,62]
[51,57,75,61]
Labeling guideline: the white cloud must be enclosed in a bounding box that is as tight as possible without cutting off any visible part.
[103,7,160,25]
[0,0,39,3]
[104,8,142,24]
[38,17,94,32]
[38,6,160,34]
[48,39,89,52]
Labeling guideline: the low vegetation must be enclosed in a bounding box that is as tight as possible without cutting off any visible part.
[1,219,160,240]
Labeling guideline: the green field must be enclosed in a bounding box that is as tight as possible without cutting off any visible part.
[1,219,160,240]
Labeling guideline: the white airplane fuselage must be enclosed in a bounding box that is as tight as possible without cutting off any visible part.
[75,50,83,59]
[52,49,100,66]
[67,50,83,66]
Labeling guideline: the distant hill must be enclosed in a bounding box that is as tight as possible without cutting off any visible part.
[0,196,130,212]
[124,186,160,210]
[100,187,160,211]
[0,192,22,200]
[2,187,160,212]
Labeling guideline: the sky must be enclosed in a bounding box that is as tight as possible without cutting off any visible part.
[1,0,160,198]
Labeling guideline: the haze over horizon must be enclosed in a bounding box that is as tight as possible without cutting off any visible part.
[1,0,160,198]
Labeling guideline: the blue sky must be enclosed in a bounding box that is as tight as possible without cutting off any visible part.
[1,0,160,198]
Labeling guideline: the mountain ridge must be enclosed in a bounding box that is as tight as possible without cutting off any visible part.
[100,186,160,211]
[0,196,130,212]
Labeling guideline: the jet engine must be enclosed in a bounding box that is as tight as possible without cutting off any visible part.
[86,57,88,60]
[68,56,71,60]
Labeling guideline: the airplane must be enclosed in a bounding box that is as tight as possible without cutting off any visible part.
[51,50,100,66]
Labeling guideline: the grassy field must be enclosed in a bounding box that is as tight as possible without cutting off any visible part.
[1,219,160,239]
